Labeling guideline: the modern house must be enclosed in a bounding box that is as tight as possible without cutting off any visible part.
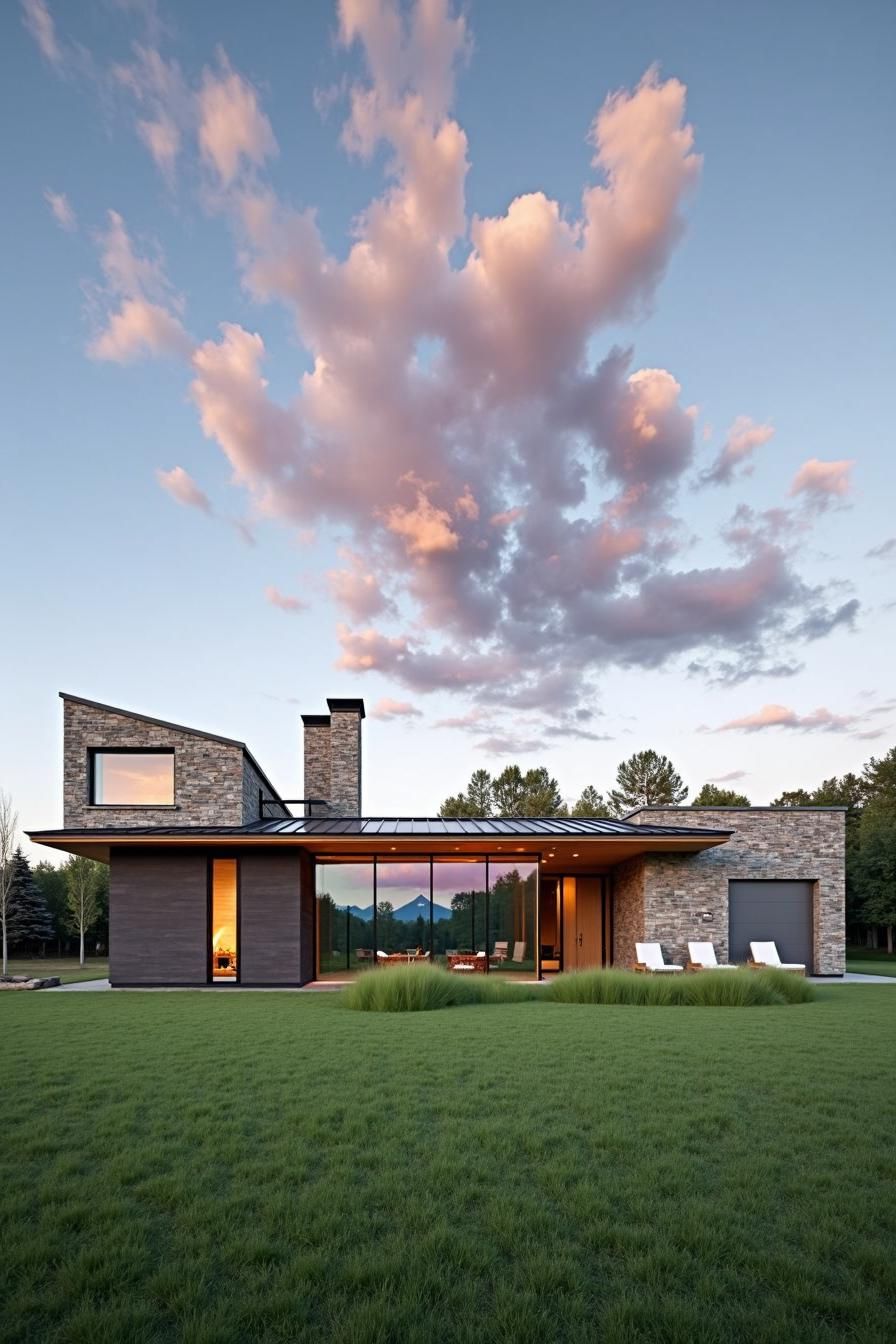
[27,692,846,985]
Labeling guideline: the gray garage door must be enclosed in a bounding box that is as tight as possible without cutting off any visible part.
[728,880,813,966]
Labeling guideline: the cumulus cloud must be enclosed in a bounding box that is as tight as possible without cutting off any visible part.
[156,466,212,514]
[87,211,192,362]
[369,697,422,720]
[22,0,61,66]
[264,585,307,613]
[198,53,277,186]
[53,0,862,716]
[715,704,859,734]
[790,457,854,506]
[699,415,774,487]
[44,188,76,231]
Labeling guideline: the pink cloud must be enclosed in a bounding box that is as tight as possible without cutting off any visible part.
[156,466,212,515]
[369,697,422,720]
[265,585,307,614]
[715,704,858,734]
[88,211,191,363]
[71,2,859,715]
[44,188,76,231]
[790,458,854,505]
[198,55,277,186]
[327,549,394,620]
[700,415,774,487]
[22,0,61,66]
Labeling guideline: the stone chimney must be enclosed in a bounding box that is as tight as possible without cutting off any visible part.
[301,698,365,817]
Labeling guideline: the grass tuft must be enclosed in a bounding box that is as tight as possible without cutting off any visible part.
[544,968,815,1007]
[341,962,535,1012]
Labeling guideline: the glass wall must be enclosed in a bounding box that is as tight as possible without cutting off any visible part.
[210,858,238,982]
[487,861,537,974]
[316,862,374,977]
[432,861,487,965]
[314,855,537,978]
[376,861,432,954]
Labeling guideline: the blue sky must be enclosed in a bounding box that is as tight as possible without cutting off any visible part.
[2,0,894,854]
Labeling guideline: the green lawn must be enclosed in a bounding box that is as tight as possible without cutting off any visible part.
[4,958,109,985]
[846,945,896,978]
[1,990,895,1343]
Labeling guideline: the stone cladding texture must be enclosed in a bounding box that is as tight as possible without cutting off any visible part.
[63,699,281,828]
[623,808,845,975]
[329,710,362,816]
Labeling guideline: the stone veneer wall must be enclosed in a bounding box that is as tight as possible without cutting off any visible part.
[302,719,331,817]
[63,698,283,828]
[611,856,646,969]
[241,757,289,823]
[329,709,362,815]
[625,808,845,975]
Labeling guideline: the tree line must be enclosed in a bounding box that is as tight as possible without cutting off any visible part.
[438,750,747,820]
[0,791,108,970]
[439,745,896,951]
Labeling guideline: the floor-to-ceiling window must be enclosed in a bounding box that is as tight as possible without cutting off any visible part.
[488,861,538,975]
[433,860,487,965]
[314,855,538,978]
[210,858,238,982]
[376,860,432,953]
[316,861,374,978]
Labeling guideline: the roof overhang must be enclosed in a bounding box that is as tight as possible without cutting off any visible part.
[27,828,731,869]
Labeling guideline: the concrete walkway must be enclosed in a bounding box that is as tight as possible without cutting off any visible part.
[42,971,896,991]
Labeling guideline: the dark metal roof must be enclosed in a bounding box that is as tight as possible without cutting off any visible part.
[28,815,733,840]
[60,692,288,810]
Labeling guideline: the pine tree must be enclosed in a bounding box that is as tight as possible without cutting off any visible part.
[6,848,54,949]
[570,785,610,818]
[608,750,688,816]
[692,783,751,806]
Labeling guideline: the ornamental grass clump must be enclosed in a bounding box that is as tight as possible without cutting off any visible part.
[544,968,815,1007]
[342,963,535,1012]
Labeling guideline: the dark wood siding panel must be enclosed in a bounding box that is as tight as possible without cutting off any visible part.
[239,852,302,984]
[299,851,315,985]
[110,849,207,985]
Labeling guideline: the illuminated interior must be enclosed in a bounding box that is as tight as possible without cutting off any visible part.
[92,751,174,805]
[211,858,238,981]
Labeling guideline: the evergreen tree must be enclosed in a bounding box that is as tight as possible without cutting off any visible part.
[608,750,687,816]
[570,785,610,818]
[7,848,54,948]
[33,861,69,952]
[692,783,751,806]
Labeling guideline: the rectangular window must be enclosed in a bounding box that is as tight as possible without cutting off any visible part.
[210,859,238,982]
[90,750,174,806]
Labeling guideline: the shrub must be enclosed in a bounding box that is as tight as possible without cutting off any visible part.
[544,968,815,1007]
[342,963,535,1012]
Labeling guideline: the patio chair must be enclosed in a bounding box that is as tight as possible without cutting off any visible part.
[687,941,736,971]
[511,941,526,963]
[634,942,684,974]
[490,940,509,967]
[748,941,806,975]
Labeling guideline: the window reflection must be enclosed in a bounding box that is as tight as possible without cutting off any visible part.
[92,751,174,805]
[316,862,374,978]
[433,861,487,970]
[376,861,431,955]
[488,862,537,975]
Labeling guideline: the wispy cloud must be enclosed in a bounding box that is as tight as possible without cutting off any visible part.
[264,585,307,614]
[156,466,212,515]
[698,416,774,487]
[866,537,895,560]
[87,211,192,363]
[44,188,76,231]
[714,703,860,734]
[22,0,61,66]
[369,697,422,720]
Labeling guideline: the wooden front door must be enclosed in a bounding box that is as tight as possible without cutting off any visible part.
[561,876,603,970]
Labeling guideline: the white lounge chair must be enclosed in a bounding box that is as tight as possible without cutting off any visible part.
[511,940,526,963]
[687,941,736,971]
[749,941,806,975]
[634,942,683,974]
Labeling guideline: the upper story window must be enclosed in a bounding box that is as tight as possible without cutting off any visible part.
[90,750,175,806]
